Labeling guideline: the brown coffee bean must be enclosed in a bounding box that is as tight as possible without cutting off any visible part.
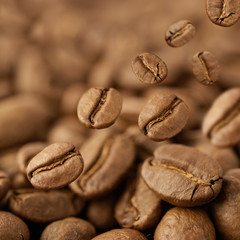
[92,229,147,240]
[115,165,162,230]
[17,142,48,174]
[206,0,239,27]
[0,211,30,240]
[211,176,240,239]
[77,87,122,129]
[9,189,85,223]
[192,51,220,85]
[40,217,96,240]
[141,144,223,207]
[132,53,168,85]
[87,195,117,230]
[0,171,10,200]
[26,142,84,190]
[224,168,240,179]
[70,131,135,199]
[202,88,240,147]
[0,94,55,149]
[154,207,216,240]
[165,20,196,47]
[195,142,239,174]
[138,91,189,141]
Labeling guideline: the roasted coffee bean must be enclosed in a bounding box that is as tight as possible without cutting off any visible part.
[0,94,55,149]
[165,20,196,47]
[131,53,168,85]
[138,91,189,141]
[206,0,240,27]
[26,142,84,190]
[211,176,240,239]
[92,229,147,240]
[87,195,117,230]
[195,142,239,174]
[203,88,240,147]
[40,217,96,240]
[141,144,223,207]
[77,87,122,129]
[154,207,216,240]
[0,211,30,240]
[70,131,135,199]
[192,51,220,85]
[115,165,162,230]
[9,189,85,223]
[17,141,48,174]
[0,171,10,200]
[224,168,240,179]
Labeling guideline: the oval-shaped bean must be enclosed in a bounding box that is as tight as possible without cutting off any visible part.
[138,91,189,141]
[141,144,223,207]
[26,142,84,190]
[77,87,122,129]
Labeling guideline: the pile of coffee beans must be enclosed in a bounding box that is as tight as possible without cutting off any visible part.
[0,0,239,239]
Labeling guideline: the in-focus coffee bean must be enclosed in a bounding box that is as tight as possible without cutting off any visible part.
[141,144,223,207]
[91,228,147,240]
[132,52,168,85]
[165,20,196,47]
[138,91,189,141]
[9,189,85,223]
[40,217,96,240]
[202,88,240,147]
[0,211,30,240]
[206,0,240,27]
[77,87,122,129]
[154,207,216,240]
[192,51,220,85]
[26,142,84,190]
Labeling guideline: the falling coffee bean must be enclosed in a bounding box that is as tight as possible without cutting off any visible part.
[132,53,168,85]
[165,20,196,47]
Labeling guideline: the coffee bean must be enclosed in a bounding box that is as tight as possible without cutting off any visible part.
[70,131,135,199]
[132,53,168,85]
[26,142,84,190]
[17,142,48,174]
[154,207,216,240]
[0,211,30,240]
[77,87,122,129]
[40,217,96,240]
[0,94,55,149]
[202,88,240,147]
[165,20,196,47]
[141,144,223,207]
[192,51,220,85]
[0,171,10,200]
[9,189,85,223]
[206,0,240,27]
[211,176,240,239]
[115,165,162,230]
[91,229,147,240]
[138,91,189,141]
